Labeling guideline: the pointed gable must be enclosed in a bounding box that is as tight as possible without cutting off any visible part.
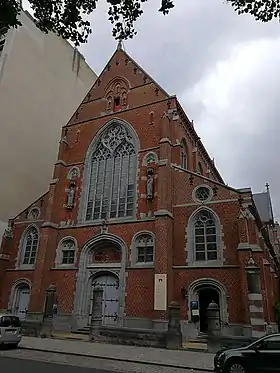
[66,45,170,126]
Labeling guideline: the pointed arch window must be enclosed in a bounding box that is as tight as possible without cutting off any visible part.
[181,140,188,169]
[85,123,137,221]
[20,226,39,267]
[194,210,217,261]
[187,209,223,265]
[131,232,155,267]
[197,162,203,175]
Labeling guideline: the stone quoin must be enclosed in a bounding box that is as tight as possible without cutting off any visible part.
[0,44,279,340]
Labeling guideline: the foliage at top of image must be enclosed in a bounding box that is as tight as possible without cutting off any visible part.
[0,0,280,45]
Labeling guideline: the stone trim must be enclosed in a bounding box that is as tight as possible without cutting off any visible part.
[54,236,78,268]
[237,244,263,252]
[15,224,39,270]
[186,206,224,266]
[42,222,59,228]
[77,118,140,225]
[55,160,67,166]
[154,210,173,219]
[187,277,229,324]
[142,151,159,166]
[158,159,168,166]
[130,231,155,268]
[248,293,263,301]
[173,265,239,269]
[192,184,213,204]
[173,198,239,208]
[73,233,128,330]
[8,278,32,313]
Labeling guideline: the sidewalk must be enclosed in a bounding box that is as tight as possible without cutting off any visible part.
[19,335,215,371]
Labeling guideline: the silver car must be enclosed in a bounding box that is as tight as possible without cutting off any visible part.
[0,314,22,347]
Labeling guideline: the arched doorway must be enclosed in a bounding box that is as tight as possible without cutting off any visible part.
[73,233,127,331]
[11,282,31,320]
[198,287,220,333]
[188,278,228,335]
[89,272,120,326]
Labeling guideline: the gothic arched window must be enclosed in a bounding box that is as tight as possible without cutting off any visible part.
[131,232,155,266]
[181,140,188,169]
[197,162,203,175]
[55,237,77,267]
[85,123,137,221]
[194,210,217,261]
[20,226,39,266]
[187,209,222,265]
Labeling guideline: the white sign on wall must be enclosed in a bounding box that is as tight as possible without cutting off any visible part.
[154,274,167,311]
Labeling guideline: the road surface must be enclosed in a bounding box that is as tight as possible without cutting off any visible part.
[0,356,112,373]
[0,348,209,373]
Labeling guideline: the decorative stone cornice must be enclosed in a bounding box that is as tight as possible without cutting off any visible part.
[41,222,59,229]
[154,210,173,219]
[237,243,262,252]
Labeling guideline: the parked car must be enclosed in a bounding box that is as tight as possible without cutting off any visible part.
[214,332,280,373]
[0,314,22,348]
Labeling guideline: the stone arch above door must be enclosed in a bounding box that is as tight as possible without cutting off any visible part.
[73,233,127,331]
[187,278,229,324]
[8,279,31,320]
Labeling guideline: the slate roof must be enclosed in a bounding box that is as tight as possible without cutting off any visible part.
[253,191,274,224]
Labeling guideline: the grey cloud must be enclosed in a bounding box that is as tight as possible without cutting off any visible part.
[82,0,280,95]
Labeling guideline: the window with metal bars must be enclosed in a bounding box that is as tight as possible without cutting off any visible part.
[21,227,39,266]
[86,124,137,221]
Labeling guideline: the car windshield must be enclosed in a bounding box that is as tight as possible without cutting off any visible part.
[0,316,21,327]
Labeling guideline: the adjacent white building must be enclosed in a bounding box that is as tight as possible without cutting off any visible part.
[0,11,97,237]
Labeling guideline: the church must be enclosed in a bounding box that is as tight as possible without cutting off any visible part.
[0,43,279,340]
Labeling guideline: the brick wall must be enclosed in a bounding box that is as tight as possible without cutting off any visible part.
[0,46,278,332]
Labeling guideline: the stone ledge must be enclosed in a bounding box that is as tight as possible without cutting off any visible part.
[93,325,166,348]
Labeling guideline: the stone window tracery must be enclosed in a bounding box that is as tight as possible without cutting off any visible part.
[193,185,213,203]
[193,210,217,261]
[85,123,137,221]
[61,240,76,265]
[132,232,155,265]
[187,208,222,265]
[28,207,40,221]
[105,78,129,112]
[20,226,39,266]
[55,238,76,267]
[181,140,188,169]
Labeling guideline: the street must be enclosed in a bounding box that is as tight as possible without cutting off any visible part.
[0,357,111,373]
[0,356,112,373]
[0,348,209,373]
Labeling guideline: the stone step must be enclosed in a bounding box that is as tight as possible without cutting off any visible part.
[182,340,208,352]
[72,328,90,335]
[188,337,208,343]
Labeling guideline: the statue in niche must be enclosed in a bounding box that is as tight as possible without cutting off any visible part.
[107,96,112,111]
[67,184,75,209]
[146,168,154,201]
[122,92,127,106]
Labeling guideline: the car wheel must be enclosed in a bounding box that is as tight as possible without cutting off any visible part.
[227,362,247,373]
[10,343,19,349]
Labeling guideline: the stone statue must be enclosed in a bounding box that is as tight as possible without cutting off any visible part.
[146,168,154,201]
[67,185,75,208]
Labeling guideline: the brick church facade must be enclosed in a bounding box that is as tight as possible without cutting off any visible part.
[0,44,279,339]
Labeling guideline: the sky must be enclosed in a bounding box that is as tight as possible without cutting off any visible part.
[1,0,280,239]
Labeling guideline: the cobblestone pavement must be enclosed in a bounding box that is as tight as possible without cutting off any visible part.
[19,336,214,371]
[0,348,211,373]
